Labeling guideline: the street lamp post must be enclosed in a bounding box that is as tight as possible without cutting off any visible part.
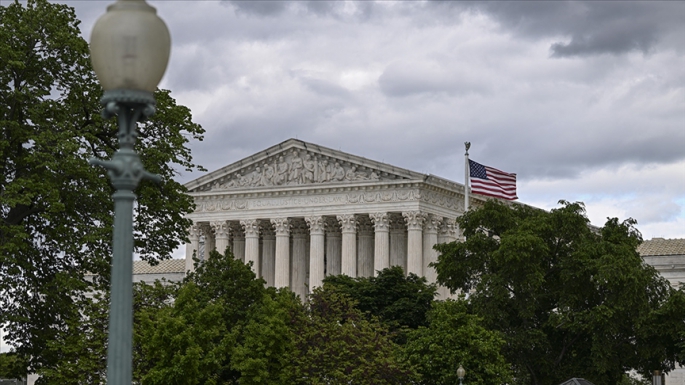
[457,364,465,385]
[89,1,170,383]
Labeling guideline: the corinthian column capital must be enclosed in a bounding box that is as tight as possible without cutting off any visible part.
[403,211,425,231]
[370,212,389,231]
[240,219,260,237]
[188,224,201,240]
[337,214,357,233]
[271,217,291,236]
[423,214,442,233]
[305,216,325,234]
[439,218,458,238]
[210,220,230,238]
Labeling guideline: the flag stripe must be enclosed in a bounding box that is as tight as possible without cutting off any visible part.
[468,159,517,200]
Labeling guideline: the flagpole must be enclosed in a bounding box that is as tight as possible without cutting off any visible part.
[464,142,470,212]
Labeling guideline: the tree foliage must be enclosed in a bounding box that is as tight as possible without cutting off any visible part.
[284,287,417,384]
[136,250,266,385]
[403,299,512,385]
[433,200,685,385]
[0,0,204,370]
[133,250,417,385]
[323,266,436,341]
[230,290,300,385]
[0,352,27,380]
[34,292,108,384]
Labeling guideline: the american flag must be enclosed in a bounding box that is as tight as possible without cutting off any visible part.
[468,159,517,200]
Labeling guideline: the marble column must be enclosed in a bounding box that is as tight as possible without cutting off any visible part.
[231,222,246,262]
[261,224,276,287]
[337,214,357,277]
[185,224,200,272]
[357,215,375,278]
[306,216,325,291]
[271,218,291,289]
[202,223,215,257]
[325,217,342,276]
[291,220,309,299]
[241,219,261,277]
[403,211,425,276]
[437,218,458,299]
[370,212,390,275]
[389,214,407,272]
[211,220,230,256]
[422,214,442,284]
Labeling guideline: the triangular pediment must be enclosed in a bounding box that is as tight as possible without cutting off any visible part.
[185,139,426,193]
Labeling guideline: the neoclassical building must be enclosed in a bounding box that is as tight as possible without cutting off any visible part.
[183,139,483,298]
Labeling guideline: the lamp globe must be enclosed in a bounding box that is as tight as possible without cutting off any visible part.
[90,0,170,92]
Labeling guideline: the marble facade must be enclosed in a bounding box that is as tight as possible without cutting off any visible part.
[183,139,482,299]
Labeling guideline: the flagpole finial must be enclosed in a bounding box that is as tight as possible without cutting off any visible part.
[465,142,471,155]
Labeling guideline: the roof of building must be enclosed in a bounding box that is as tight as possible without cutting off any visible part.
[133,259,186,275]
[638,238,685,256]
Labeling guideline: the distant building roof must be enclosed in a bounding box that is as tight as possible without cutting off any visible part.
[559,378,596,385]
[638,238,685,256]
[133,259,185,275]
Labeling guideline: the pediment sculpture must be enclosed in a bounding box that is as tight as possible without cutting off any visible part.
[210,149,393,191]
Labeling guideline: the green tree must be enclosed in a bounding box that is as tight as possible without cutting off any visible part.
[230,290,301,385]
[136,249,267,385]
[403,299,512,385]
[0,0,204,372]
[284,287,417,384]
[133,280,179,382]
[0,352,27,380]
[433,200,685,385]
[34,292,108,384]
[323,266,437,341]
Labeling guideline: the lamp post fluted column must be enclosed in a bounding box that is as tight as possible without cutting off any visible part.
[89,1,171,383]
[91,92,161,385]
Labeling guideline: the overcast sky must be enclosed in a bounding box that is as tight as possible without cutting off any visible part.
[60,0,684,241]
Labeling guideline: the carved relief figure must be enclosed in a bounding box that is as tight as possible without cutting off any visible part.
[303,154,316,183]
[318,160,330,183]
[263,162,275,186]
[239,173,251,187]
[249,167,263,186]
[289,150,304,184]
[345,166,357,181]
[345,166,369,181]
[332,162,345,181]
[274,156,288,185]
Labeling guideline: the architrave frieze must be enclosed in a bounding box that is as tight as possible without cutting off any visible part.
[192,186,424,213]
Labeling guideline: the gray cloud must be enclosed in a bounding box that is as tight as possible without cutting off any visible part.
[220,1,685,57]
[445,1,685,57]
[227,1,289,17]
[224,0,376,20]
[378,60,490,98]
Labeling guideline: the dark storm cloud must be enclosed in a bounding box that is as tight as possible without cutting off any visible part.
[441,1,685,57]
[222,1,684,57]
[227,1,289,17]
[224,0,375,20]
